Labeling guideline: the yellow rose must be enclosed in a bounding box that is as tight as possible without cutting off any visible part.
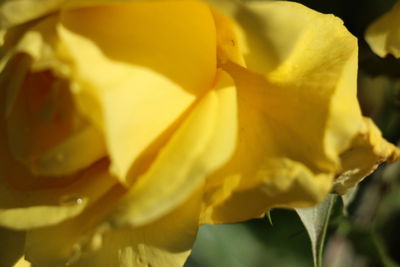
[365,1,400,58]
[1,0,398,266]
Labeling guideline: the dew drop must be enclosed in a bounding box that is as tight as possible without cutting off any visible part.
[59,194,84,206]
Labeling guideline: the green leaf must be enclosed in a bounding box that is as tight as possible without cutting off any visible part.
[185,211,313,267]
[295,194,336,267]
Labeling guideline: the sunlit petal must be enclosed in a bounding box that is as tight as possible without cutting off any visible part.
[108,70,237,227]
[57,1,217,183]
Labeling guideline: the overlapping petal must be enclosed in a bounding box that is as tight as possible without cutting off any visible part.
[0,14,64,73]
[0,0,64,29]
[335,118,400,194]
[6,69,106,177]
[108,70,237,227]
[24,186,201,267]
[23,185,123,266]
[70,188,202,267]
[0,14,107,177]
[0,77,115,230]
[201,1,399,224]
[0,156,117,229]
[57,1,217,183]
[0,1,399,267]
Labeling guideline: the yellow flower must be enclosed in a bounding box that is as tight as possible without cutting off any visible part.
[365,1,400,58]
[0,0,398,266]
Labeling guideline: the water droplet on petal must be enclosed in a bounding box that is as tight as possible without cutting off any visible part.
[59,194,84,206]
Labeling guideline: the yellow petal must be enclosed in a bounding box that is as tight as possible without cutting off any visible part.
[1,14,66,73]
[73,188,202,267]
[0,157,116,229]
[0,59,113,230]
[201,4,363,222]
[201,159,333,224]
[24,185,202,267]
[209,1,357,75]
[0,0,63,29]
[13,257,32,267]
[334,118,400,194]
[216,59,358,189]
[216,0,365,174]
[210,7,245,66]
[201,66,338,223]
[365,2,400,58]
[0,227,25,267]
[24,186,124,266]
[0,14,106,176]
[108,70,237,227]
[57,1,217,183]
[6,70,106,176]
[0,130,116,230]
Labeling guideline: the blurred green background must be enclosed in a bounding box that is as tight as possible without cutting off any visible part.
[185,0,400,266]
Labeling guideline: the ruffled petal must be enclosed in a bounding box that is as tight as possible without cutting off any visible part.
[365,2,400,58]
[201,65,339,223]
[216,0,364,172]
[334,118,400,194]
[1,14,66,73]
[201,159,333,224]
[108,70,237,227]
[201,2,371,223]
[57,1,217,183]
[201,1,398,223]
[24,186,202,267]
[0,0,64,29]
[209,1,356,74]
